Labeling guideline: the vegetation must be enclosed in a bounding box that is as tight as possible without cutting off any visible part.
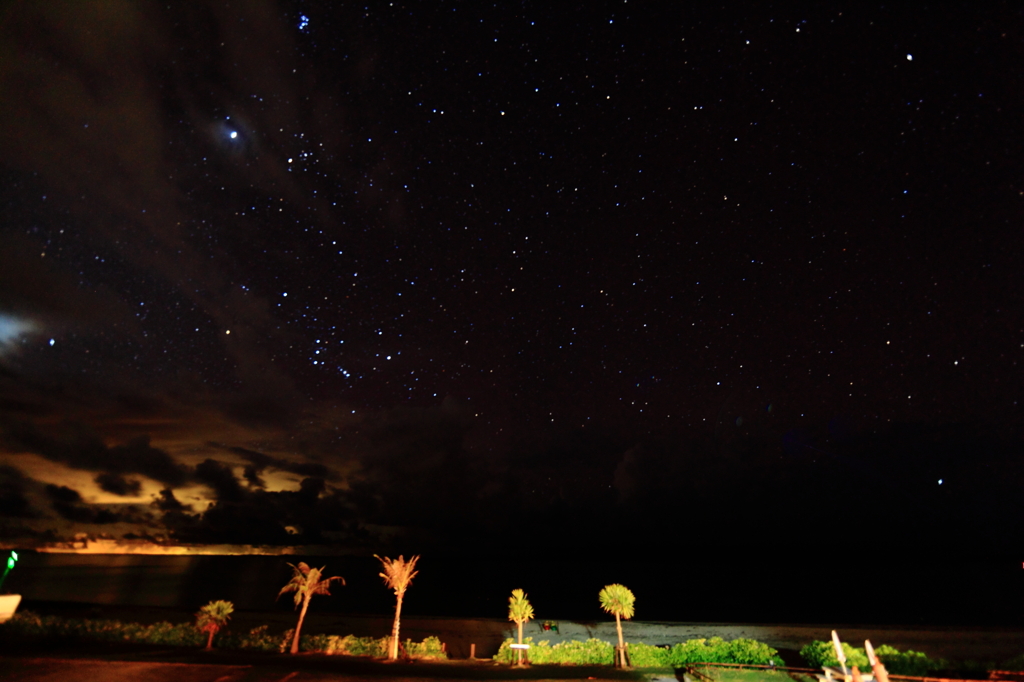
[324,634,445,659]
[375,554,419,661]
[493,636,780,668]
[665,637,780,666]
[0,611,203,646]
[195,600,233,650]
[0,611,445,659]
[277,562,345,654]
[598,583,635,667]
[507,589,534,665]
[494,637,615,665]
[800,640,947,676]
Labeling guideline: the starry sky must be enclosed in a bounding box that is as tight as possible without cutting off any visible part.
[0,1,1023,582]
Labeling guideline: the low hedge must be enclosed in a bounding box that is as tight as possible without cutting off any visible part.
[494,636,780,667]
[800,640,946,676]
[0,612,446,659]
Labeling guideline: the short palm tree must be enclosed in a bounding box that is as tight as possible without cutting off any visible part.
[195,600,233,650]
[508,589,534,666]
[278,562,345,654]
[376,554,419,661]
[598,583,635,668]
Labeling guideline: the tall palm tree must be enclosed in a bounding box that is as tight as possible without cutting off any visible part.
[195,600,233,650]
[507,588,534,666]
[278,562,345,654]
[598,583,635,668]
[376,554,419,661]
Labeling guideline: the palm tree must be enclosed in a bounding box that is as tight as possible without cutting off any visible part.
[278,562,345,654]
[195,600,233,650]
[508,589,534,666]
[598,583,635,668]
[376,554,419,661]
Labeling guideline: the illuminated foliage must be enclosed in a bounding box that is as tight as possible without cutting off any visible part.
[599,583,635,667]
[277,561,344,654]
[507,588,534,665]
[376,554,420,661]
[195,599,233,650]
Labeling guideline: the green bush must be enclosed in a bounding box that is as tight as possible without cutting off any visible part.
[627,642,671,667]
[494,636,777,667]
[494,637,615,665]
[669,638,780,667]
[0,612,446,660]
[405,635,447,659]
[325,634,390,657]
[800,641,869,669]
[0,612,204,647]
[800,641,945,675]
[220,625,281,652]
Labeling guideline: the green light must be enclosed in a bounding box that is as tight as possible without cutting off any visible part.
[10,551,16,561]
[4,558,10,570]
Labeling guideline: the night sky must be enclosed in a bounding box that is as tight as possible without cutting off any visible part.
[1,1,1023,612]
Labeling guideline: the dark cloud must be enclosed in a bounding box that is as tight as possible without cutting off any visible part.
[0,465,39,518]
[94,472,142,497]
[242,464,265,489]
[43,483,125,524]
[160,474,362,548]
[44,483,83,505]
[1,422,189,487]
[193,458,245,503]
[153,488,190,513]
[224,445,332,480]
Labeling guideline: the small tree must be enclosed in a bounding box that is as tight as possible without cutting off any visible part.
[195,600,233,650]
[508,588,534,666]
[278,562,345,654]
[599,583,635,668]
[376,554,419,661]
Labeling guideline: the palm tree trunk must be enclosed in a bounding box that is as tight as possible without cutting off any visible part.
[206,629,215,650]
[390,593,404,660]
[291,595,310,654]
[517,620,524,665]
[615,613,625,667]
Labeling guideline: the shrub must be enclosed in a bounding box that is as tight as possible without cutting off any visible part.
[800,641,869,669]
[669,637,780,667]
[494,637,614,665]
[325,634,390,657]
[405,635,447,660]
[0,612,204,647]
[0,612,445,660]
[627,642,671,667]
[221,625,281,652]
[494,636,779,667]
[800,641,945,675]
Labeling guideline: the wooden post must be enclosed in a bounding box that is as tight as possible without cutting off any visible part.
[470,643,476,659]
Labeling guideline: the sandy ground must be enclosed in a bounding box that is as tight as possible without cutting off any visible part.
[13,603,1024,662]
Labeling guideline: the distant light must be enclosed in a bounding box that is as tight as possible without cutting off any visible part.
[938,479,943,485]
[49,338,55,346]
[229,131,238,139]
[907,54,913,61]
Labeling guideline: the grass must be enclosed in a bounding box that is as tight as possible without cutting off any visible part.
[689,668,818,682]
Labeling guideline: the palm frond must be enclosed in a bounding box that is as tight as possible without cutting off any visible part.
[508,588,534,624]
[599,583,636,620]
[375,554,420,595]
